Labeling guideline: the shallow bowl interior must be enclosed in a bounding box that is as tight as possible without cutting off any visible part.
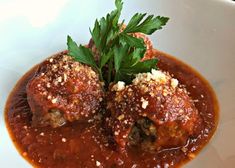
[0,0,235,167]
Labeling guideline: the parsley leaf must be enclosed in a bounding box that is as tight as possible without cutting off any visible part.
[67,35,98,70]
[124,14,169,34]
[119,33,145,48]
[113,43,157,83]
[90,0,123,53]
[121,59,158,74]
[113,44,128,72]
[100,50,113,68]
[67,0,169,86]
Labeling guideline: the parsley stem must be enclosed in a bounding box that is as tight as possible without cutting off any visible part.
[107,59,113,84]
[97,68,104,82]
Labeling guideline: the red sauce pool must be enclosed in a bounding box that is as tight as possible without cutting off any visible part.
[5,50,219,168]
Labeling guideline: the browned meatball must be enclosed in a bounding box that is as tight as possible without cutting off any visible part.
[88,26,153,61]
[131,32,153,60]
[106,69,202,151]
[27,53,104,128]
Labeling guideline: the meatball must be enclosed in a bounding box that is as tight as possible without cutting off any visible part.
[131,32,153,60]
[27,53,104,128]
[88,26,153,61]
[106,69,202,151]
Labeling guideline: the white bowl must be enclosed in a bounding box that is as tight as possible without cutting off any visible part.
[0,0,235,167]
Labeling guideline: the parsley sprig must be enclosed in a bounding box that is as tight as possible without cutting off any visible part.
[67,0,169,87]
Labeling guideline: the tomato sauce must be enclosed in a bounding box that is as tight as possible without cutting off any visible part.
[5,50,219,168]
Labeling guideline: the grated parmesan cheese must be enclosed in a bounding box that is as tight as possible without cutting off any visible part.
[171,78,179,89]
[141,97,149,109]
[112,81,126,91]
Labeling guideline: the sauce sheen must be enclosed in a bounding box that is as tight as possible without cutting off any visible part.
[5,50,219,168]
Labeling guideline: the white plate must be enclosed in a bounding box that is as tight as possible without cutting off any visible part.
[0,0,235,167]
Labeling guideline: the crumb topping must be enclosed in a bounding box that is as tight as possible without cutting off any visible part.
[133,69,168,86]
[107,69,201,149]
[112,81,125,92]
[27,53,104,127]
[96,160,101,167]
[171,78,179,89]
[62,138,67,142]
[140,97,149,109]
